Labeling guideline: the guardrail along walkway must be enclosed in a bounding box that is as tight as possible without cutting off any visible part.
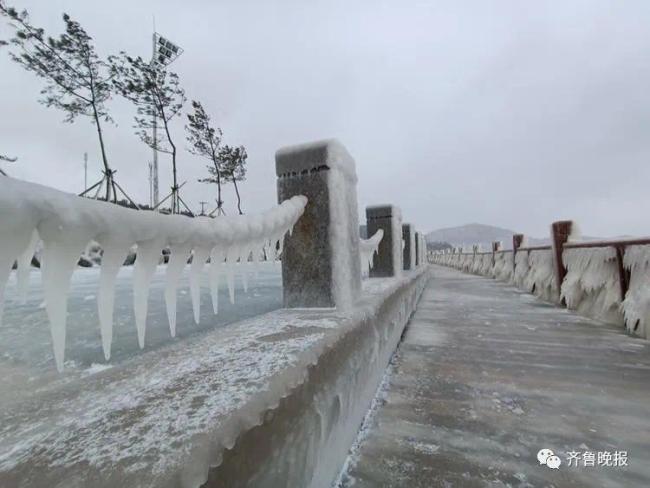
[341,265,650,487]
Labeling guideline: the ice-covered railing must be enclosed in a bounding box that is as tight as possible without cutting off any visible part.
[0,177,307,370]
[622,245,650,338]
[561,247,621,324]
[432,229,650,339]
[493,251,514,281]
[562,238,650,338]
[509,246,557,301]
[359,229,383,277]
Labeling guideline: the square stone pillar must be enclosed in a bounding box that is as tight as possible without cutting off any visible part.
[276,139,361,310]
[402,223,415,270]
[366,205,402,277]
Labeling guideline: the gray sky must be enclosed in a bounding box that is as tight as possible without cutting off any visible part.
[2,0,650,238]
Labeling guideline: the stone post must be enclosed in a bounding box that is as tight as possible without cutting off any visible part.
[402,223,415,270]
[421,234,426,265]
[491,241,501,267]
[512,233,524,270]
[551,220,573,298]
[276,139,361,309]
[367,205,402,277]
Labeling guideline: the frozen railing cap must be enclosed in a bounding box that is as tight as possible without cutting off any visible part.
[366,204,401,220]
[0,177,308,371]
[275,138,357,183]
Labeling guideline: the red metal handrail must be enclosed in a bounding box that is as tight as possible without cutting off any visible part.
[518,245,552,252]
[564,237,650,250]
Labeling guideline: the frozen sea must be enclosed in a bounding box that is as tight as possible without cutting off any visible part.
[0,262,282,396]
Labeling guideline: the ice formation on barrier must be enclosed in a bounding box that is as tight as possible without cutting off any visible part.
[513,251,529,288]
[478,253,493,276]
[561,247,621,323]
[493,251,514,281]
[469,253,481,274]
[468,252,492,276]
[523,250,556,301]
[0,177,307,371]
[622,245,650,338]
[359,229,384,277]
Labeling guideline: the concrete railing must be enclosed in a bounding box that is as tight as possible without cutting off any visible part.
[431,221,650,340]
[206,139,431,486]
[0,139,430,488]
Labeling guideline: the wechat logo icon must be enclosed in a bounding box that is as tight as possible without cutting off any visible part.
[538,449,561,469]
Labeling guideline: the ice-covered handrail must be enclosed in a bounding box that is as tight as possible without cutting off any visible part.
[0,176,307,371]
[622,245,650,338]
[359,229,383,277]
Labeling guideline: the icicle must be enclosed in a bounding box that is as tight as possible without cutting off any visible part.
[239,246,252,293]
[164,244,191,337]
[133,240,162,349]
[16,229,39,303]
[190,247,210,324]
[265,238,275,262]
[0,225,34,326]
[209,247,224,314]
[226,245,239,304]
[41,240,87,372]
[250,241,261,280]
[97,244,130,360]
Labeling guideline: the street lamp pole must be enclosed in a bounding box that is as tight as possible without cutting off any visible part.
[150,20,183,213]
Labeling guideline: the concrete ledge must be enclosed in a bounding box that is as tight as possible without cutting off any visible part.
[206,268,429,487]
[0,268,430,488]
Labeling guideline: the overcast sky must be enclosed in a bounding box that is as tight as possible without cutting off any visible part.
[2,0,649,238]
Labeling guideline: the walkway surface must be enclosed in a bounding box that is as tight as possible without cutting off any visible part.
[340,265,650,488]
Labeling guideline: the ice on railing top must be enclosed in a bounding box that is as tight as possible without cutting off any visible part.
[0,177,307,371]
[275,138,357,183]
[359,229,384,277]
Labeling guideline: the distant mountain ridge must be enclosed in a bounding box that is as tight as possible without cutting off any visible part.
[425,223,549,250]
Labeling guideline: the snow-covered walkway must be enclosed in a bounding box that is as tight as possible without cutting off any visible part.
[341,265,650,487]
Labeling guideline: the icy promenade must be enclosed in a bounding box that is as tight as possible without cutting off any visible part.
[341,265,650,488]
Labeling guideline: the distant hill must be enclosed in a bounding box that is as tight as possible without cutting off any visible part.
[425,223,549,250]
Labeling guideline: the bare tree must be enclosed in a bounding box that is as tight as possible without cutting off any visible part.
[221,145,247,215]
[0,3,136,205]
[186,101,225,215]
[111,53,189,214]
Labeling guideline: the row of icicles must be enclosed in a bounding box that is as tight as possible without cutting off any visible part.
[0,179,307,371]
[3,231,295,372]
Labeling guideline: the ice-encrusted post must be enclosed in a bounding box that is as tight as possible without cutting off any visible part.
[512,233,524,271]
[551,220,573,298]
[367,205,402,277]
[415,231,420,267]
[491,241,501,267]
[276,139,361,309]
[614,245,629,301]
[402,223,415,270]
